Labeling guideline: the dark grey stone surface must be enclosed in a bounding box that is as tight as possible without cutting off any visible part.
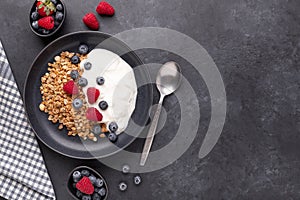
[0,0,299,199]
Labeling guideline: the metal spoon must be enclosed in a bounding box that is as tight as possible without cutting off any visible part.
[140,61,182,166]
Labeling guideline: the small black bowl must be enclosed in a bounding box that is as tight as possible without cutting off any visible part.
[67,166,108,200]
[29,0,66,37]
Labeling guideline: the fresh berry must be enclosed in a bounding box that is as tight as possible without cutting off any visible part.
[82,13,99,30]
[118,182,127,192]
[42,29,50,34]
[87,87,100,104]
[73,171,82,182]
[55,11,63,21]
[63,80,79,95]
[82,195,91,200]
[56,3,63,11]
[79,44,89,54]
[86,108,103,121]
[78,77,88,87]
[71,55,80,64]
[98,101,108,110]
[31,11,39,20]
[76,176,94,195]
[96,2,115,16]
[32,21,39,29]
[38,16,54,30]
[108,132,117,143]
[89,175,97,185]
[94,178,104,188]
[84,62,92,70]
[72,98,83,109]
[36,0,56,16]
[76,190,83,198]
[98,188,106,197]
[96,77,105,85]
[70,70,79,80]
[108,122,118,132]
[122,164,130,174]
[92,193,101,200]
[133,175,142,185]
[54,20,60,27]
[92,124,101,134]
[81,170,90,177]
[51,0,57,4]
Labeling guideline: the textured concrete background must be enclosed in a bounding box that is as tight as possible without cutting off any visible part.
[0,0,300,199]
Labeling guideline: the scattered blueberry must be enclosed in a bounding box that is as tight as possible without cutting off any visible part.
[32,21,39,29]
[81,169,90,177]
[92,124,101,134]
[42,29,50,35]
[55,12,64,21]
[70,70,79,80]
[84,62,92,70]
[72,99,83,109]
[94,178,104,188]
[98,188,106,197]
[118,182,127,192]
[82,195,91,200]
[134,175,142,185]
[98,101,108,110]
[71,55,80,64]
[72,171,81,182]
[78,77,88,87]
[108,132,118,143]
[79,44,89,55]
[31,11,39,20]
[108,122,118,132]
[96,77,105,85]
[76,190,83,198]
[122,164,130,174]
[51,0,57,4]
[56,3,63,11]
[89,175,97,185]
[92,193,101,200]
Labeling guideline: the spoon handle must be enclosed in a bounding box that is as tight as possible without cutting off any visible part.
[140,96,164,166]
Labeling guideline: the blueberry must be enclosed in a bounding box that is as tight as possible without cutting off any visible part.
[94,187,100,193]
[82,195,91,200]
[89,175,97,184]
[72,99,83,109]
[122,164,130,174]
[70,70,79,80]
[84,62,92,70]
[31,11,39,20]
[56,3,63,11]
[118,182,127,192]
[55,12,64,21]
[92,193,101,200]
[72,171,81,182]
[38,28,43,33]
[108,122,118,132]
[54,20,60,27]
[42,29,50,35]
[32,21,39,29]
[81,169,90,177]
[79,44,89,55]
[78,77,88,87]
[98,101,108,110]
[71,55,80,64]
[94,178,104,188]
[76,190,83,198]
[51,0,57,5]
[133,175,142,185]
[72,183,76,188]
[92,124,101,134]
[108,132,118,143]
[98,187,106,197]
[96,77,105,85]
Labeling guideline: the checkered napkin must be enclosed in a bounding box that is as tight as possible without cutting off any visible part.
[0,41,56,200]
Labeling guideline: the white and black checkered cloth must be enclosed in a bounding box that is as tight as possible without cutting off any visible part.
[0,41,56,200]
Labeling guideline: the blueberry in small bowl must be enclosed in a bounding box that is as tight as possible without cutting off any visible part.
[67,166,108,200]
[29,0,66,37]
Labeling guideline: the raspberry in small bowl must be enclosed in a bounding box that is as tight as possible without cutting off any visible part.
[29,0,66,37]
[67,166,108,200]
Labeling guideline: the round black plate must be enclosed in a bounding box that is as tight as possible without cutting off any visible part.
[24,31,152,159]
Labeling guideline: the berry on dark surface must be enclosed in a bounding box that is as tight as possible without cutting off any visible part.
[134,175,142,185]
[81,169,90,177]
[96,76,105,85]
[78,77,88,87]
[76,176,94,195]
[51,0,57,5]
[70,70,79,80]
[122,164,130,174]
[82,195,91,200]
[32,21,39,29]
[108,132,118,143]
[79,44,89,55]
[71,55,80,64]
[72,98,83,109]
[98,101,108,110]
[98,188,106,197]
[92,124,101,134]
[31,11,39,20]
[76,190,83,198]
[55,11,64,21]
[84,62,92,70]
[92,193,101,200]
[73,171,82,182]
[56,3,63,11]
[54,20,60,27]
[94,178,103,188]
[108,122,118,132]
[118,182,127,192]
[42,29,50,35]
[89,175,97,185]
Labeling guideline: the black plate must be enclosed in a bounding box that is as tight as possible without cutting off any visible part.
[24,31,152,159]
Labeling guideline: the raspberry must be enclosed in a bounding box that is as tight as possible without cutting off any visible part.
[96,1,115,16]
[82,13,99,30]
[87,87,100,104]
[38,16,55,30]
[75,176,94,195]
[86,107,103,121]
[63,80,79,95]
